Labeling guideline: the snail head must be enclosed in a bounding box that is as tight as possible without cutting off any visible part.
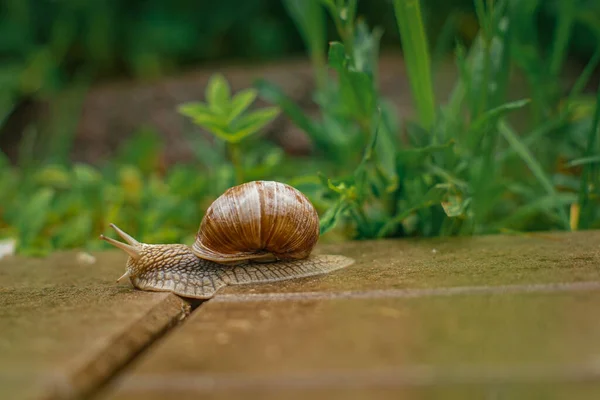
[99,223,148,282]
[100,223,190,283]
[100,223,210,297]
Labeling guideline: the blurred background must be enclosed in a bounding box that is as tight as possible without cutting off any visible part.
[1,0,599,256]
[1,0,598,163]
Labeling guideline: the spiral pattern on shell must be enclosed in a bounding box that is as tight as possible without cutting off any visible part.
[192,181,320,263]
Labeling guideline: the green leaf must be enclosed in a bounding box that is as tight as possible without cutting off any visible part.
[316,171,331,189]
[200,122,234,142]
[318,171,355,195]
[228,88,258,123]
[441,196,472,218]
[491,193,578,231]
[327,179,353,195]
[353,111,381,192]
[316,0,335,8]
[577,79,600,229]
[227,107,280,143]
[470,1,512,116]
[497,117,567,161]
[326,41,376,121]
[568,45,600,100]
[548,0,576,77]
[178,102,212,119]
[328,41,347,70]
[374,101,400,192]
[319,198,349,235]
[425,162,469,190]
[352,20,383,77]
[191,112,228,127]
[392,0,436,129]
[338,69,375,121]
[470,98,531,133]
[206,74,231,115]
[566,155,600,167]
[377,183,448,238]
[397,140,455,166]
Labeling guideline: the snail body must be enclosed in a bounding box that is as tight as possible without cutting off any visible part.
[100,181,353,299]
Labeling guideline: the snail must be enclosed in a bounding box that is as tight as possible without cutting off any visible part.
[100,180,354,299]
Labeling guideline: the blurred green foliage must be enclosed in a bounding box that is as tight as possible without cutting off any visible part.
[1,0,599,256]
[1,0,598,118]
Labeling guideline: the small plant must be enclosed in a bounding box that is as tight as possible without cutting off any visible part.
[177,74,280,184]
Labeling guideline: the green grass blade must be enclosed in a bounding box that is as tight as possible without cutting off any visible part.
[319,199,349,235]
[568,44,600,100]
[566,155,600,168]
[431,11,460,73]
[392,0,436,129]
[577,82,600,229]
[497,117,567,161]
[470,98,531,133]
[498,118,570,229]
[491,193,577,231]
[549,0,575,77]
[282,0,327,90]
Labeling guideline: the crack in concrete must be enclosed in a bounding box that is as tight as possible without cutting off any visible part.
[41,295,195,400]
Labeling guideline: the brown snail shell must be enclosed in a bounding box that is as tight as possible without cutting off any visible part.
[192,180,320,263]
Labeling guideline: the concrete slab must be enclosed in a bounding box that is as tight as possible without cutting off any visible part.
[102,384,600,400]
[101,291,600,399]
[99,231,600,399]
[215,230,600,297]
[0,251,190,400]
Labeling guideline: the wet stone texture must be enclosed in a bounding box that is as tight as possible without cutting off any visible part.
[98,230,600,400]
[0,251,190,400]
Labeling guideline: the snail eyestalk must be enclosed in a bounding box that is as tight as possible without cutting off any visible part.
[100,223,144,283]
[99,223,142,260]
[109,223,140,246]
[99,234,141,260]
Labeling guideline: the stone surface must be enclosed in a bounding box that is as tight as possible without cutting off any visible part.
[101,293,600,399]
[0,251,190,400]
[102,384,600,400]
[215,230,600,297]
[98,230,600,399]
